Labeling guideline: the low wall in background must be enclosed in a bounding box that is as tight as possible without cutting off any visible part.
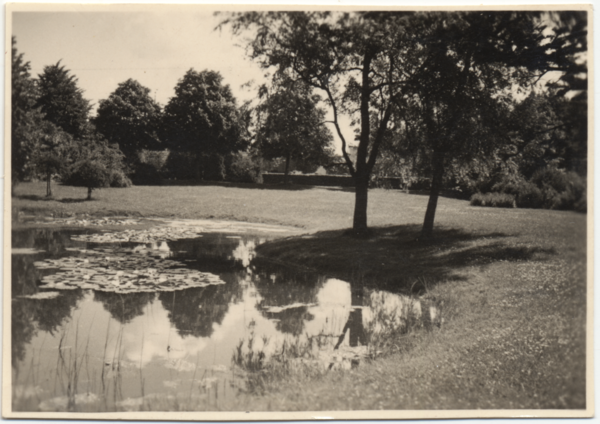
[262,173,355,187]
[262,173,405,189]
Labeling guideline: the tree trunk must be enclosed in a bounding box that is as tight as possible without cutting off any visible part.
[350,50,374,237]
[352,172,369,237]
[87,187,93,200]
[46,172,52,197]
[420,152,445,240]
[284,152,291,184]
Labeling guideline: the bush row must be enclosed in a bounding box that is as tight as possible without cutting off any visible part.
[132,150,264,185]
[471,167,586,212]
[470,192,516,208]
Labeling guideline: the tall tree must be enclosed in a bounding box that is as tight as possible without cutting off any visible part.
[404,12,563,239]
[11,36,41,193]
[163,69,249,178]
[255,81,334,182]
[36,61,91,139]
[416,11,587,238]
[223,12,422,236]
[94,79,162,163]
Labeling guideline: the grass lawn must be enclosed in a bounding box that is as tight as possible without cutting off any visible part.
[11,181,588,411]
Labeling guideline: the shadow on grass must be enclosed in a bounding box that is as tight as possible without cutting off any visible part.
[58,198,92,203]
[15,194,56,201]
[255,224,557,293]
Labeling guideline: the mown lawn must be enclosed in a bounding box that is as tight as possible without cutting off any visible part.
[11,181,589,412]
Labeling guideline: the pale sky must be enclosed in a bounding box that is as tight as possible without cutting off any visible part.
[12,11,266,110]
[12,8,358,152]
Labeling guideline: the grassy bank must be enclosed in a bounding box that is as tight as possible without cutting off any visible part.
[11,181,588,410]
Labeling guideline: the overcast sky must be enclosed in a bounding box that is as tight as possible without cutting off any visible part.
[9,5,591,155]
[12,10,266,109]
[12,8,358,152]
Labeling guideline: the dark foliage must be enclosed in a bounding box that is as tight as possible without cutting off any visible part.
[36,61,91,139]
[66,160,110,199]
[94,79,163,163]
[163,69,249,157]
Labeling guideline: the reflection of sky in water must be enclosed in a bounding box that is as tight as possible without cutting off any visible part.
[11,227,437,412]
[12,274,352,411]
[11,227,357,411]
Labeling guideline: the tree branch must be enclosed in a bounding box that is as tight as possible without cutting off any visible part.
[323,85,356,177]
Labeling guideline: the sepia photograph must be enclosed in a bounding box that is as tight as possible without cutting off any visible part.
[4,3,592,420]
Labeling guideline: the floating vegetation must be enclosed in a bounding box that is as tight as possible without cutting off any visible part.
[33,246,225,294]
[18,291,61,300]
[71,226,204,244]
[27,217,140,227]
[12,248,46,255]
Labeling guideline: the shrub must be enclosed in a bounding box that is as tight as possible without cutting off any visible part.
[470,192,516,208]
[227,152,264,183]
[531,168,586,211]
[492,176,544,209]
[109,170,132,188]
[165,151,198,180]
[133,149,170,185]
[490,168,586,211]
[67,160,110,199]
[199,153,226,181]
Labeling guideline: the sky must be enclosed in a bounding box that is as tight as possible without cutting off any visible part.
[10,7,588,156]
[12,10,266,109]
[12,8,358,152]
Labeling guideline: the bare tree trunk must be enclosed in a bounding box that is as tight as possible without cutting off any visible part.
[284,152,291,184]
[352,172,369,236]
[87,187,92,200]
[46,172,52,197]
[420,152,445,240]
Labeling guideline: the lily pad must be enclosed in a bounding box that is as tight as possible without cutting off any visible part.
[18,291,61,300]
[34,244,226,294]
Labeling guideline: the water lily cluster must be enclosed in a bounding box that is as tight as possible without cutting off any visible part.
[33,246,224,294]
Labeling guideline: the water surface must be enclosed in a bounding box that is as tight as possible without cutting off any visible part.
[11,222,436,412]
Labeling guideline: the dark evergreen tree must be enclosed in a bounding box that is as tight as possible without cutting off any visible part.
[36,61,91,139]
[11,36,41,193]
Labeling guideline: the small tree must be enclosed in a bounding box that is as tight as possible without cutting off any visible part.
[255,81,334,183]
[33,120,74,197]
[68,160,110,200]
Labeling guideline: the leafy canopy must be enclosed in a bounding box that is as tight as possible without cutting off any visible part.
[36,61,92,139]
[163,69,249,156]
[255,80,334,168]
[94,78,162,161]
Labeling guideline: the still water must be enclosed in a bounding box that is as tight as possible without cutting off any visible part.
[11,221,436,412]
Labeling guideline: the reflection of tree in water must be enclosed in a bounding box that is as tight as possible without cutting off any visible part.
[12,255,43,297]
[252,261,325,336]
[12,228,87,257]
[169,235,260,273]
[11,228,87,367]
[12,290,84,366]
[158,272,244,338]
[93,291,156,324]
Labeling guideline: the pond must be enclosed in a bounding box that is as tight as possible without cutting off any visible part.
[11,220,441,412]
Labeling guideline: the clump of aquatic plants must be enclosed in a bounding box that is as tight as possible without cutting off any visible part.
[33,245,225,294]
